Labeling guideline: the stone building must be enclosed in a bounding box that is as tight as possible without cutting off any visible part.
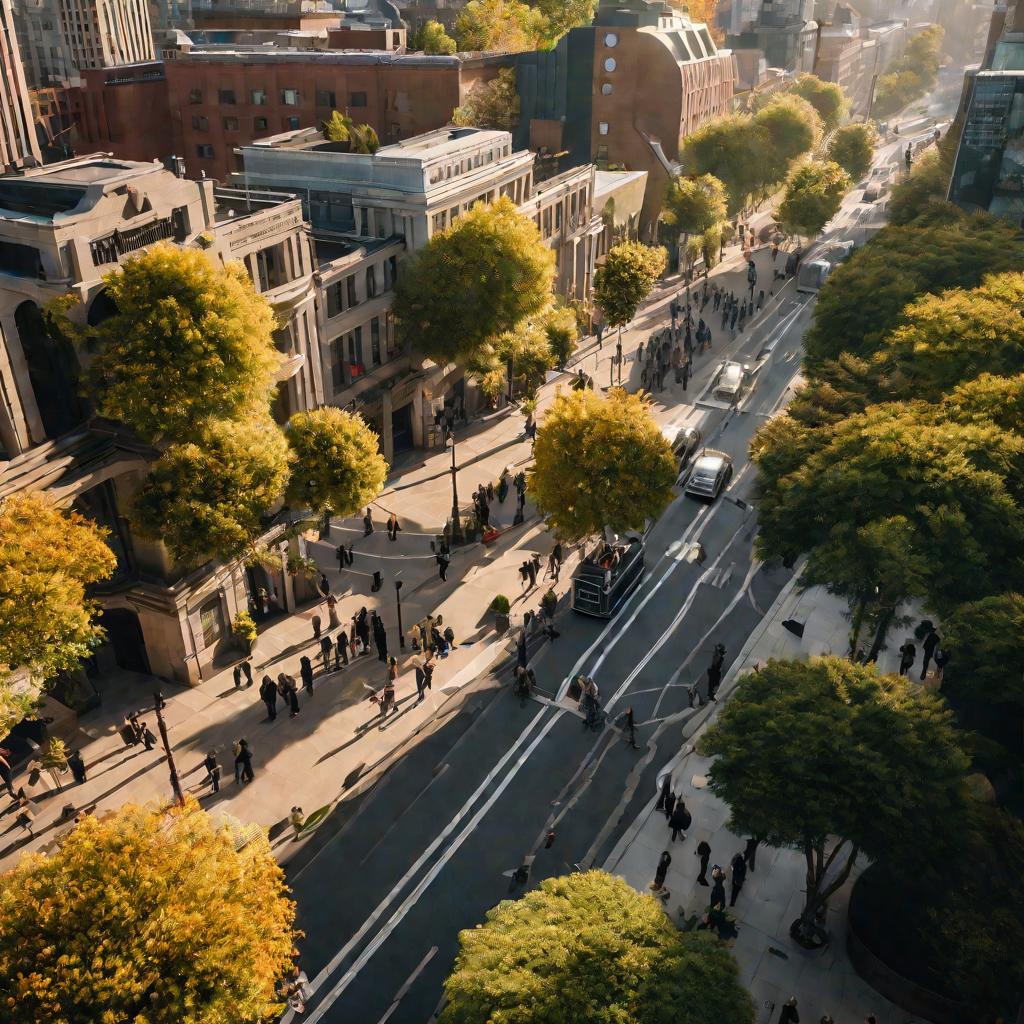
[0,155,320,686]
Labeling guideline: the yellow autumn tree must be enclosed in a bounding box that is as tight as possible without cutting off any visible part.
[0,491,116,733]
[0,799,298,1024]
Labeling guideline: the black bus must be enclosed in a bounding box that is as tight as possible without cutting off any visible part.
[570,534,645,617]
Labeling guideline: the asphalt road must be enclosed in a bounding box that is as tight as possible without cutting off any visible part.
[281,121,950,1023]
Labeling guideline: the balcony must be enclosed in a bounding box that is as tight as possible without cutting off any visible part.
[90,217,178,267]
[264,273,315,311]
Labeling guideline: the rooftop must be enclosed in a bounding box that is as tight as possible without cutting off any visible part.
[313,232,401,267]
[182,48,507,65]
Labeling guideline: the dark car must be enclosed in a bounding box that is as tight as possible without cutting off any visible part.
[684,449,734,501]
[662,424,703,479]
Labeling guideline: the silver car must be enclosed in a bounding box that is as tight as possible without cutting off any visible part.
[713,362,749,403]
[662,424,703,479]
[684,449,734,500]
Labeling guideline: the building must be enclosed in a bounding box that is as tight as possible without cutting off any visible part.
[725,0,818,73]
[0,155,321,684]
[0,0,43,168]
[813,5,879,113]
[235,125,606,460]
[515,0,735,235]
[67,49,513,181]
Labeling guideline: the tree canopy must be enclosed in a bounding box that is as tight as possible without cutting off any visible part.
[873,24,944,118]
[593,241,667,330]
[888,133,957,226]
[0,491,116,732]
[527,0,596,42]
[131,418,292,567]
[285,407,388,517]
[752,94,823,186]
[0,799,297,1024]
[943,593,1024,707]
[699,657,968,937]
[393,197,554,366]
[662,173,727,236]
[803,214,1024,368]
[82,244,281,445]
[786,73,848,131]
[321,111,380,153]
[528,388,675,540]
[827,123,876,181]
[453,67,520,131]
[453,0,546,51]
[440,870,754,1024]
[410,18,457,54]
[775,160,850,238]
[680,114,762,216]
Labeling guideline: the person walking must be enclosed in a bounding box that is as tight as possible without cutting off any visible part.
[387,513,401,541]
[241,659,253,688]
[319,633,333,672]
[898,639,916,676]
[356,607,371,653]
[778,996,800,1024]
[921,626,941,679]
[438,549,450,582]
[423,650,435,694]
[526,557,538,590]
[335,630,349,668]
[140,722,157,751]
[287,679,300,718]
[235,739,254,783]
[337,543,347,571]
[696,839,712,886]
[317,573,331,602]
[411,650,426,700]
[656,774,672,812]
[729,851,747,906]
[709,866,727,910]
[934,647,950,680]
[650,850,672,894]
[326,591,340,628]
[300,655,314,694]
[744,835,761,872]
[663,788,677,823]
[373,612,388,662]
[363,508,374,536]
[67,749,87,785]
[260,675,278,720]
[203,750,221,793]
[233,663,244,689]
[668,800,691,842]
[290,806,305,840]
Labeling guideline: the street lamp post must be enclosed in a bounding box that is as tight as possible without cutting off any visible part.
[154,695,185,807]
[395,577,405,649]
[448,433,463,542]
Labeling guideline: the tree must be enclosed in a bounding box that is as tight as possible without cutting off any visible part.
[528,0,596,43]
[787,73,848,131]
[0,492,116,733]
[528,388,675,540]
[699,657,968,944]
[752,94,823,188]
[410,18,457,54]
[131,418,292,567]
[872,24,944,117]
[320,110,380,153]
[393,197,554,366]
[873,70,925,118]
[943,593,1024,707]
[593,241,667,341]
[0,799,297,1024]
[82,244,281,445]
[888,144,955,225]
[285,407,388,517]
[775,160,850,238]
[453,0,545,52]
[827,123,876,181]
[680,114,761,215]
[473,317,558,400]
[541,302,578,366]
[662,173,728,264]
[440,870,754,1024]
[803,214,1024,368]
[453,67,520,131]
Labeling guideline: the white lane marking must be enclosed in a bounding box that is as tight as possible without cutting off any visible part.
[303,709,565,1022]
[291,704,549,1012]
[372,946,438,1024]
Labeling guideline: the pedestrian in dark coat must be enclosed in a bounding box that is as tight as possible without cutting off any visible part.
[650,850,671,893]
[696,840,712,885]
[241,659,254,687]
[363,508,374,536]
[203,750,221,793]
[438,550,450,582]
[317,573,331,600]
[67,749,87,784]
[140,723,157,750]
[744,835,761,872]
[357,608,370,651]
[336,631,349,668]
[921,628,941,679]
[235,739,254,782]
[260,675,278,719]
[372,613,388,662]
[233,664,244,689]
[319,634,333,670]
[709,866,727,910]
[898,640,916,676]
[669,801,691,842]
[663,789,677,822]
[729,851,747,906]
[656,774,672,811]
[778,997,800,1024]
[287,681,300,718]
[300,655,314,694]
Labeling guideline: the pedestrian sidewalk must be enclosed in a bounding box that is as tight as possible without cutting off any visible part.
[603,577,927,1024]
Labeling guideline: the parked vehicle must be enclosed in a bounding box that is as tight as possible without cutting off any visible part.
[684,450,734,501]
[713,361,750,403]
[571,534,645,617]
[796,259,831,294]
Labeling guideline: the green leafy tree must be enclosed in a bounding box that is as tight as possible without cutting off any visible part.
[393,196,554,366]
[874,70,925,118]
[440,870,754,1024]
[827,123,876,181]
[528,0,596,43]
[593,241,667,344]
[0,491,116,734]
[752,94,823,188]
[81,244,281,445]
[475,319,557,399]
[410,18,457,54]
[888,138,956,225]
[943,593,1024,707]
[453,67,520,131]
[0,798,297,1024]
[321,110,380,153]
[803,214,1024,368]
[541,303,579,366]
[453,0,545,51]
[873,24,944,117]
[680,113,762,215]
[528,388,675,540]
[775,160,850,238]
[787,73,848,131]
[663,173,727,275]
[699,657,968,944]
[285,407,388,517]
[131,418,292,567]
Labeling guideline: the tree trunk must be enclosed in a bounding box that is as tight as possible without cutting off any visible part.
[793,837,860,946]
[848,595,868,659]
[867,606,896,662]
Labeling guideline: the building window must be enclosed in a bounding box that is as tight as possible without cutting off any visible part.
[251,89,267,105]
[281,88,300,106]
[224,116,239,131]
[254,116,268,131]
[196,144,215,159]
[218,88,236,104]
[346,275,357,308]
[370,317,381,365]
[331,337,345,391]
[188,88,202,103]
[555,203,562,230]
[347,326,364,371]
[602,82,613,95]
[350,91,368,107]
[285,116,300,130]
[604,57,616,72]
[366,265,377,297]
[598,122,609,135]
[192,115,208,130]
[604,31,618,46]
[199,597,223,648]
[316,89,336,107]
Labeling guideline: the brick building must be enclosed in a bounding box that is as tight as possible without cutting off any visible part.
[0,0,42,168]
